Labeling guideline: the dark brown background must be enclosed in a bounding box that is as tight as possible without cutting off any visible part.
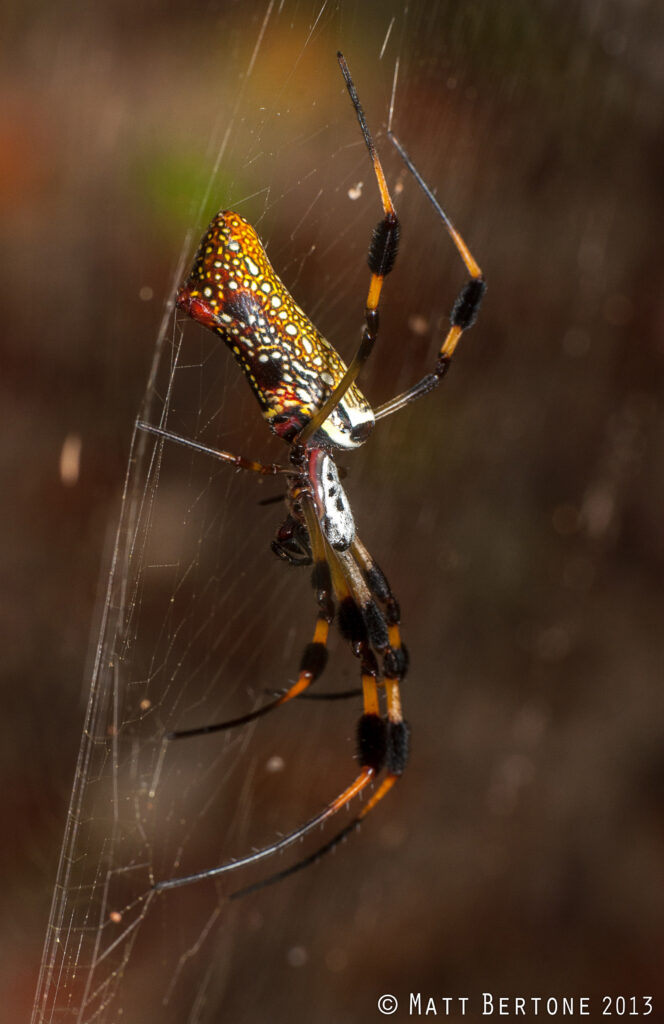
[3,1,663,1021]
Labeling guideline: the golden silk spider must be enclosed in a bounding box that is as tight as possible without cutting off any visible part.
[140,53,485,899]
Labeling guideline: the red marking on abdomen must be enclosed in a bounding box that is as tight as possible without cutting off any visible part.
[176,286,218,328]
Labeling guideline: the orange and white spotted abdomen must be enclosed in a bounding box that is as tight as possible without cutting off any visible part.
[177,211,375,449]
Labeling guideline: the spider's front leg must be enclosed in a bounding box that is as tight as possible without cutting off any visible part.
[297,53,401,447]
[373,133,486,422]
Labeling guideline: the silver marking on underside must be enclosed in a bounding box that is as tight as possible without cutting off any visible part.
[318,453,355,551]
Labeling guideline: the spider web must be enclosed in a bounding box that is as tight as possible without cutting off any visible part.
[27,0,664,1021]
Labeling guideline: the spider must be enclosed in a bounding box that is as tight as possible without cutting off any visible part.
[140,53,485,899]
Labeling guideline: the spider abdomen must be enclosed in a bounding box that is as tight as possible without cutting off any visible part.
[177,211,374,449]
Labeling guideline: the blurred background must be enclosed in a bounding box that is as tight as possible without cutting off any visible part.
[2,1,663,1021]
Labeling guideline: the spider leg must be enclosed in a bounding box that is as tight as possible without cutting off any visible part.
[350,535,406,660]
[153,760,378,892]
[332,542,410,818]
[373,133,486,422]
[338,538,409,693]
[274,535,407,711]
[168,494,336,740]
[264,686,362,701]
[337,536,410,799]
[154,524,408,895]
[227,752,403,901]
[291,688,363,701]
[153,644,388,893]
[297,52,400,445]
[138,421,291,475]
[227,544,410,899]
[241,505,392,721]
